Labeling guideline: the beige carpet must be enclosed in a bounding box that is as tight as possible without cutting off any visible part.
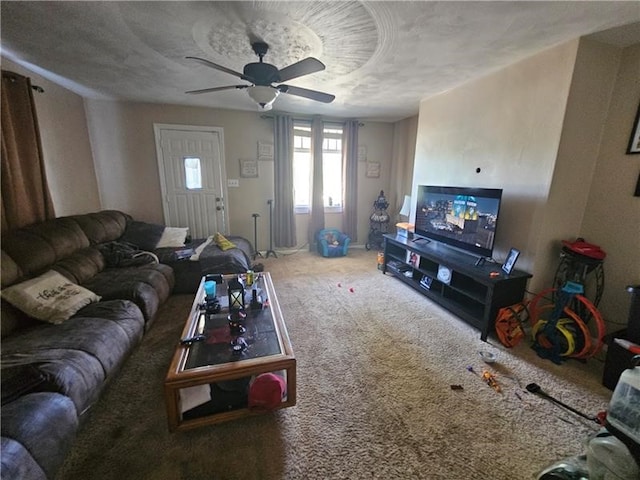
[56,249,612,480]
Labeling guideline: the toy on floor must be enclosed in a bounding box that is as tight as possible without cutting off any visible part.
[482,370,501,392]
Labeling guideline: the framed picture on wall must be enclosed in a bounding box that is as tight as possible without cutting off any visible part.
[627,103,640,154]
[239,159,259,178]
[366,161,380,178]
[358,145,367,162]
[257,141,274,161]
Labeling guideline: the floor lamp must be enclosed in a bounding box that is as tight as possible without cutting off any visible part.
[251,213,263,260]
[266,199,277,258]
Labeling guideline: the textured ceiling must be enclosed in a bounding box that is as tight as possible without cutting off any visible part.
[2,1,639,121]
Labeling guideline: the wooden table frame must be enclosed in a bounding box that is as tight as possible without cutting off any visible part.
[164,273,296,432]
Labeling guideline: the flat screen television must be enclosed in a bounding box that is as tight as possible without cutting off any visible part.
[414,185,503,258]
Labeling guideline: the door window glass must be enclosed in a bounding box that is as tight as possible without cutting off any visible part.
[184,157,202,189]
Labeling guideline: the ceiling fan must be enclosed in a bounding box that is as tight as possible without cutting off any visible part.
[185,42,335,110]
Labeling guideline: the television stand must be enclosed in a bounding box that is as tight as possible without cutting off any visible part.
[382,234,532,341]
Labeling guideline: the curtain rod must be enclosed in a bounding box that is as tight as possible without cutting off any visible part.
[260,114,363,127]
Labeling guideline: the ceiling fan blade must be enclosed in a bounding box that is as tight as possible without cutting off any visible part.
[185,85,249,95]
[278,84,335,103]
[186,56,252,81]
[277,57,325,83]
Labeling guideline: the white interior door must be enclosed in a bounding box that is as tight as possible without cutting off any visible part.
[154,124,228,239]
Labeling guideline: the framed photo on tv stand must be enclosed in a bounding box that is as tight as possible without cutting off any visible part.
[502,248,520,275]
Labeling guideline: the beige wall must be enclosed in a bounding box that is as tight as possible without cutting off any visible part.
[413,38,640,330]
[414,40,579,285]
[1,53,395,249]
[1,57,101,215]
[5,37,637,328]
[536,38,622,293]
[580,43,640,325]
[84,99,395,249]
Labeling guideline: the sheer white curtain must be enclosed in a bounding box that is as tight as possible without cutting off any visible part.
[390,115,418,221]
[273,114,296,247]
[341,120,359,240]
[307,116,325,250]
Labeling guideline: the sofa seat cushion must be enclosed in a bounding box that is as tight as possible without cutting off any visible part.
[77,299,146,343]
[1,436,47,480]
[82,264,174,326]
[1,392,78,480]
[156,235,252,294]
[1,300,145,414]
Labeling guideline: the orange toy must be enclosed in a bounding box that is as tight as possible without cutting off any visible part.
[482,370,501,393]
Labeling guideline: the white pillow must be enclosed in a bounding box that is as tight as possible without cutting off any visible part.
[1,270,101,324]
[155,227,189,248]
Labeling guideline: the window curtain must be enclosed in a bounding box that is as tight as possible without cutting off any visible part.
[273,114,296,247]
[307,116,325,250]
[341,120,359,241]
[1,70,55,234]
[390,115,418,221]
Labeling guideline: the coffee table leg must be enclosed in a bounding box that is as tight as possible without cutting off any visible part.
[164,385,180,432]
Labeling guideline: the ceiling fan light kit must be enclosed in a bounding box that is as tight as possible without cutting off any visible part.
[247,86,279,111]
[186,41,334,109]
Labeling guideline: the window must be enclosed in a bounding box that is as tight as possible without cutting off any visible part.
[293,126,311,210]
[184,157,202,189]
[293,123,343,213]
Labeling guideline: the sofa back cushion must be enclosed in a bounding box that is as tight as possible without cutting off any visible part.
[0,211,140,338]
[1,218,90,279]
[0,252,36,338]
[52,247,105,284]
[1,250,22,289]
[0,214,119,337]
[119,220,165,250]
[69,210,129,244]
[0,300,39,338]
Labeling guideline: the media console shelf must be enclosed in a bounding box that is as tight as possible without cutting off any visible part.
[383,234,532,341]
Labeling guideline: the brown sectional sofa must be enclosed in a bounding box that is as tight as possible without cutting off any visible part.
[0,211,175,480]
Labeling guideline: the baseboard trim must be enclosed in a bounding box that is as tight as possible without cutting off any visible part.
[256,243,369,256]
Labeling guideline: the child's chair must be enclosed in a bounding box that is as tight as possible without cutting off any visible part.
[317,229,351,257]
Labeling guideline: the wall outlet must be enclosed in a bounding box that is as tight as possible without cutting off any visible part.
[227,179,239,187]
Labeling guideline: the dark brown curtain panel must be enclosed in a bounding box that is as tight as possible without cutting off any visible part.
[1,70,54,233]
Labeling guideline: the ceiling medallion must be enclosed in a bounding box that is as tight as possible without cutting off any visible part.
[192,2,380,78]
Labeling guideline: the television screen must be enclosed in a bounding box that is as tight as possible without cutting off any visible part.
[414,185,503,258]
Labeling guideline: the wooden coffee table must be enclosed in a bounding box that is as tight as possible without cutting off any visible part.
[164,272,296,431]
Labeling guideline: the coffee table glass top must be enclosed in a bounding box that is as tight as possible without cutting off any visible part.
[184,274,282,370]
